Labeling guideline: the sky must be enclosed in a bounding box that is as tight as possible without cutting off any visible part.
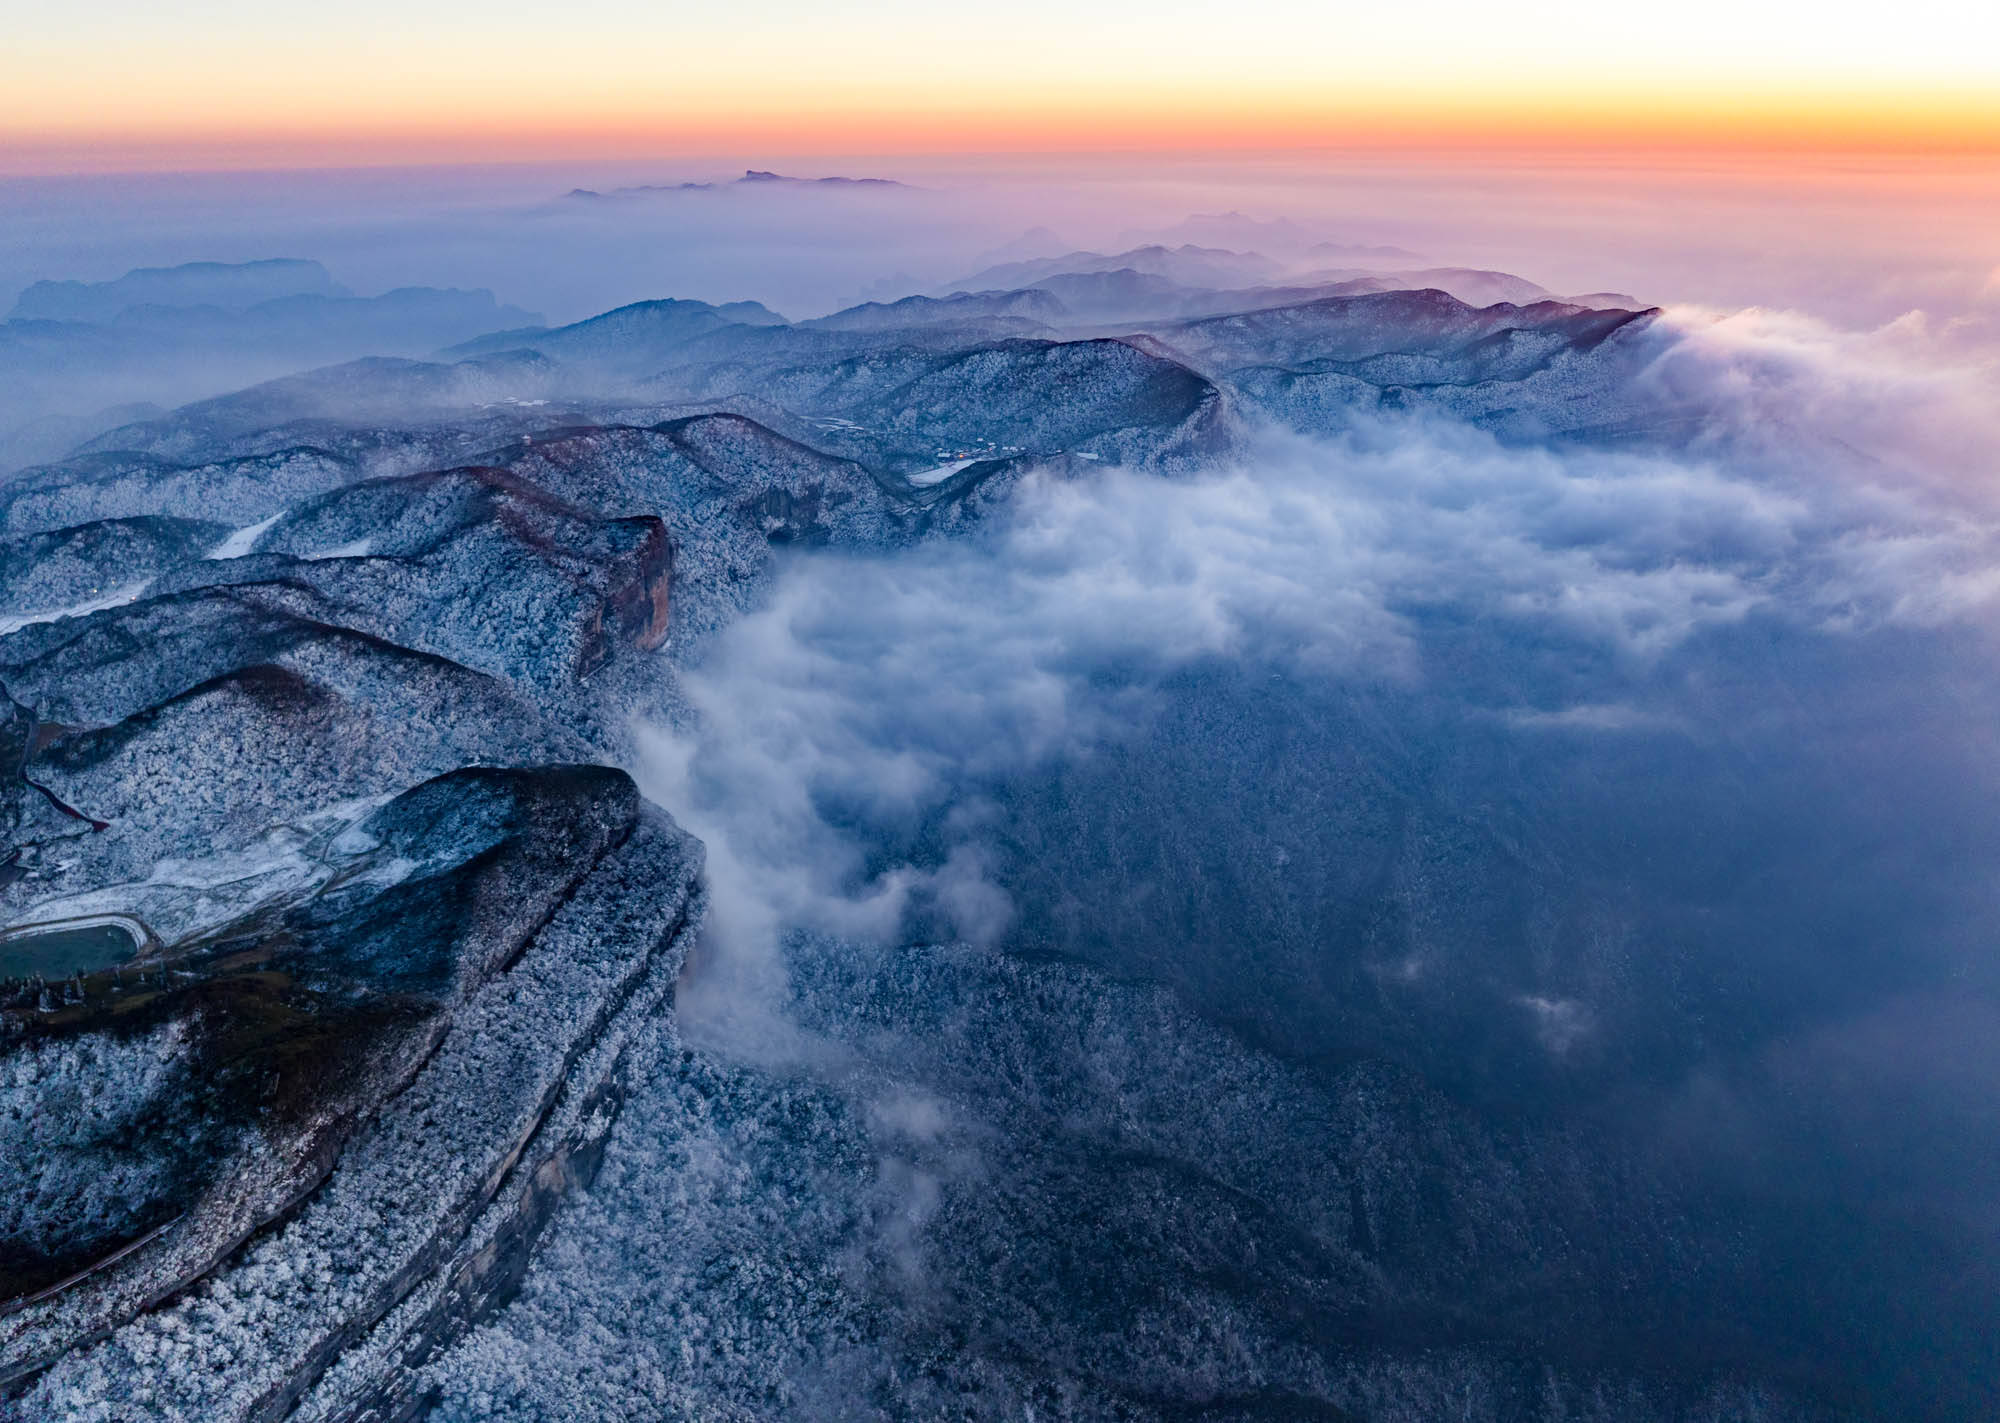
[6,0,2000,171]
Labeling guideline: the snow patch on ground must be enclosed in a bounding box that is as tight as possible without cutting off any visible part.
[205,511,284,560]
[0,580,155,637]
[305,538,375,560]
[15,794,405,949]
[905,459,974,488]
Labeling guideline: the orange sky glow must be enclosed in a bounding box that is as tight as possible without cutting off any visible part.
[6,1,1998,173]
[11,97,2000,176]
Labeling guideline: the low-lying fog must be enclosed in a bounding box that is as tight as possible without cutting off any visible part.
[4,153,1996,327]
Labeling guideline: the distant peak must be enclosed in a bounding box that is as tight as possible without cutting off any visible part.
[735,170,910,189]
[8,257,351,324]
[562,171,911,202]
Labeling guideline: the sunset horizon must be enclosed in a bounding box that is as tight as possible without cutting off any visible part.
[8,0,1999,174]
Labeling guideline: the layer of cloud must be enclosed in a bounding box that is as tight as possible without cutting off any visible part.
[633,307,2000,1054]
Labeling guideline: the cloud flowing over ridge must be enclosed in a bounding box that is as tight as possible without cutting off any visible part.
[641,304,2000,1027]
[415,308,2000,1419]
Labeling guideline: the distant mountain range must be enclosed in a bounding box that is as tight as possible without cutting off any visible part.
[799,289,1067,333]
[0,260,542,470]
[945,244,1289,294]
[941,230,1645,321]
[8,258,350,323]
[565,170,914,201]
[930,251,1637,325]
[1117,212,1424,263]
[0,246,1658,470]
[55,269,1655,483]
